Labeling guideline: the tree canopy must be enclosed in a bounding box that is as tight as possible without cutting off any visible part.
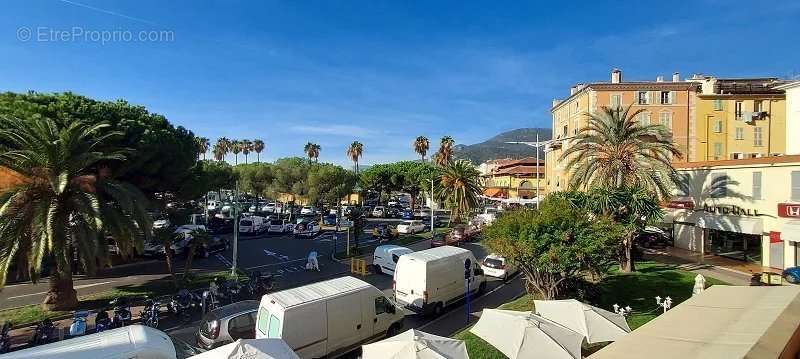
[307,163,358,206]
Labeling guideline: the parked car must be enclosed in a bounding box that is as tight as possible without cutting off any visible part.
[480,254,517,280]
[636,226,673,249]
[396,220,426,234]
[421,215,443,228]
[372,206,386,218]
[239,216,267,235]
[196,300,259,350]
[208,217,234,234]
[263,203,276,213]
[783,267,800,284]
[360,206,373,217]
[372,245,413,275]
[300,206,316,215]
[4,325,177,359]
[267,219,288,234]
[152,217,171,230]
[394,246,486,316]
[190,235,229,258]
[256,276,404,358]
[323,214,337,226]
[401,209,414,220]
[371,223,399,240]
[293,220,321,238]
[207,201,220,211]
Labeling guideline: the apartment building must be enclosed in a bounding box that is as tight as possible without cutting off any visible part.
[481,157,545,201]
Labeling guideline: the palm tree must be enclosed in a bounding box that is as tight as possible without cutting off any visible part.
[559,105,682,199]
[347,141,364,173]
[253,139,265,163]
[304,142,320,162]
[216,137,231,162]
[196,137,210,160]
[438,159,483,223]
[434,136,455,166]
[413,136,430,162]
[231,140,242,165]
[212,144,225,161]
[0,116,152,310]
[240,139,252,164]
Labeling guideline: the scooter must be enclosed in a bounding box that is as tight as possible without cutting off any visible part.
[168,289,196,322]
[245,271,276,298]
[140,297,160,328]
[68,310,89,337]
[94,310,111,333]
[0,322,12,353]
[29,319,55,346]
[110,297,132,328]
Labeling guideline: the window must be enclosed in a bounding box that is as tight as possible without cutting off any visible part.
[375,296,388,315]
[637,112,650,126]
[754,127,763,147]
[752,172,762,200]
[713,143,723,160]
[611,94,621,108]
[562,125,568,137]
[660,91,672,104]
[228,312,256,340]
[637,91,649,105]
[257,308,270,334]
[267,315,281,338]
[754,100,762,112]
[713,99,723,111]
[793,171,800,201]
[735,101,743,120]
[713,119,723,133]
[573,118,579,135]
[659,112,672,128]
[735,127,744,140]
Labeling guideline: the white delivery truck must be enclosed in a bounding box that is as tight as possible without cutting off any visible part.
[256,276,405,359]
[372,245,414,276]
[1,325,178,359]
[393,246,486,316]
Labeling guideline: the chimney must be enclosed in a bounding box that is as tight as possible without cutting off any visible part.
[656,75,664,82]
[672,72,680,82]
[552,99,562,108]
[570,86,578,95]
[611,68,622,84]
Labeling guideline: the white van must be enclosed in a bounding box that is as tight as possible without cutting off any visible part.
[239,215,266,235]
[1,325,177,359]
[256,276,405,359]
[373,245,413,276]
[393,246,486,316]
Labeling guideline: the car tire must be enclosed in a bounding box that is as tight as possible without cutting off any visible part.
[432,302,444,317]
[374,265,382,275]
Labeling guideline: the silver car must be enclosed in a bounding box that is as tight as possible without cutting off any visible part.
[196,300,259,350]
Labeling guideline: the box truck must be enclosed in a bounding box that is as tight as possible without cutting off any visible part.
[256,276,405,359]
[393,246,486,316]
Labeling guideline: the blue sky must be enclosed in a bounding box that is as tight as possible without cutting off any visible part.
[1,1,799,165]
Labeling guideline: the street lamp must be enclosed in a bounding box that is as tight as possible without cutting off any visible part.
[655,296,672,313]
[429,178,435,241]
[505,132,546,208]
[613,304,633,317]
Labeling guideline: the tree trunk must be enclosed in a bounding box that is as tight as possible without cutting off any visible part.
[42,270,78,311]
[410,195,416,214]
[184,244,196,276]
[619,233,635,273]
[164,246,175,280]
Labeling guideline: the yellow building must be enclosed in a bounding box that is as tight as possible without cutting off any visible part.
[693,76,786,161]
[482,157,545,200]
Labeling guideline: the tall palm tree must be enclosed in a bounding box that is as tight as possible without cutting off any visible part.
[196,137,210,160]
[216,137,231,162]
[434,136,455,166]
[0,116,152,310]
[413,136,430,162]
[253,139,265,163]
[240,139,252,164]
[347,141,364,173]
[560,105,682,199]
[212,144,225,161]
[231,139,242,165]
[438,159,483,223]
[304,142,320,162]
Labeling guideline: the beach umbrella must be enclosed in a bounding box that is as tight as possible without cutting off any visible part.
[361,329,469,359]
[470,309,583,359]
[189,338,299,359]
[534,299,631,344]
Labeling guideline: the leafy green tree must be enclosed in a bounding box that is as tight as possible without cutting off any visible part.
[484,197,622,299]
[559,105,681,199]
[0,92,198,195]
[359,164,393,204]
[0,116,152,310]
[153,227,178,284]
[178,160,236,201]
[307,163,358,207]
[269,157,312,218]
[388,161,438,212]
[240,139,253,164]
[183,229,211,275]
[235,163,274,198]
[437,159,482,223]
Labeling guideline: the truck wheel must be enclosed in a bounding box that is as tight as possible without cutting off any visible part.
[432,302,444,317]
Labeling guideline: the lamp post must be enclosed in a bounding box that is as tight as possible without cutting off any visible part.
[505,133,546,208]
[613,304,632,317]
[429,178,435,241]
[231,182,240,277]
[655,296,672,313]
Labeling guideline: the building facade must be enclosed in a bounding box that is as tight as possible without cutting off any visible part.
[481,157,545,200]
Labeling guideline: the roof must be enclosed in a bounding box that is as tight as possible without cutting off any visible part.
[673,154,800,169]
[774,81,800,90]
[589,286,800,359]
[267,276,370,309]
[494,165,545,176]
[552,81,699,111]
[403,246,470,262]
[205,300,259,321]
[713,78,784,94]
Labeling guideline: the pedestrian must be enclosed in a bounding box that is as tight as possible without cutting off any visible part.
[306,251,319,271]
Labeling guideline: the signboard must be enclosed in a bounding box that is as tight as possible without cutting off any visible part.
[702,204,759,216]
[778,203,800,218]
[769,231,782,243]
[666,200,694,209]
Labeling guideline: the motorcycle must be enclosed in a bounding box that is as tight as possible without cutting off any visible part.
[220,279,243,304]
[140,297,160,328]
[0,321,12,353]
[168,289,196,322]
[68,310,89,337]
[245,271,276,298]
[29,319,55,346]
[94,310,111,333]
[110,297,132,328]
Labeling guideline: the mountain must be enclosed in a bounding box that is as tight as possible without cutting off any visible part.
[453,128,551,164]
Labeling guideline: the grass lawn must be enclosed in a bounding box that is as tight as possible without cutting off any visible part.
[454,261,730,358]
[0,269,244,327]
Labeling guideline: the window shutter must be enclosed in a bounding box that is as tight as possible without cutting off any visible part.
[752,172,762,200]
[792,171,800,201]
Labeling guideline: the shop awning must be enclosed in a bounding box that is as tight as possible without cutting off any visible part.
[483,188,507,198]
[781,220,800,242]
[696,214,763,235]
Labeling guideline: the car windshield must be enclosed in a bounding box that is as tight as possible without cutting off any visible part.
[483,258,504,268]
[400,221,412,226]
[240,220,252,226]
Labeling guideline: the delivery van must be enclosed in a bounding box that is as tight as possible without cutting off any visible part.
[239,215,267,235]
[372,245,413,276]
[256,276,405,359]
[393,246,486,316]
[1,325,177,359]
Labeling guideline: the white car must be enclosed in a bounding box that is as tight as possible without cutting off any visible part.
[267,219,288,233]
[300,206,316,215]
[372,245,413,275]
[396,220,426,234]
[207,201,220,211]
[262,203,276,213]
[480,254,517,280]
[293,220,321,238]
[372,206,386,218]
[152,218,171,230]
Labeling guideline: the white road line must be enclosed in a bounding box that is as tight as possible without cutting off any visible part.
[6,281,116,300]
[245,257,307,270]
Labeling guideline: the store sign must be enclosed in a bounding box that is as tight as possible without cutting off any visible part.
[769,231,782,243]
[702,204,760,216]
[777,203,800,218]
[666,200,694,209]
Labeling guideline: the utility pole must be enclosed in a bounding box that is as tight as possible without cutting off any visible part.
[231,182,240,277]
[430,178,435,240]
[506,135,546,209]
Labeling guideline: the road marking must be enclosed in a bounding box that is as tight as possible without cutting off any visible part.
[263,249,290,261]
[6,281,116,300]
[215,254,232,267]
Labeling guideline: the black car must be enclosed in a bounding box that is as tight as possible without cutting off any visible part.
[208,217,234,234]
[190,235,229,258]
